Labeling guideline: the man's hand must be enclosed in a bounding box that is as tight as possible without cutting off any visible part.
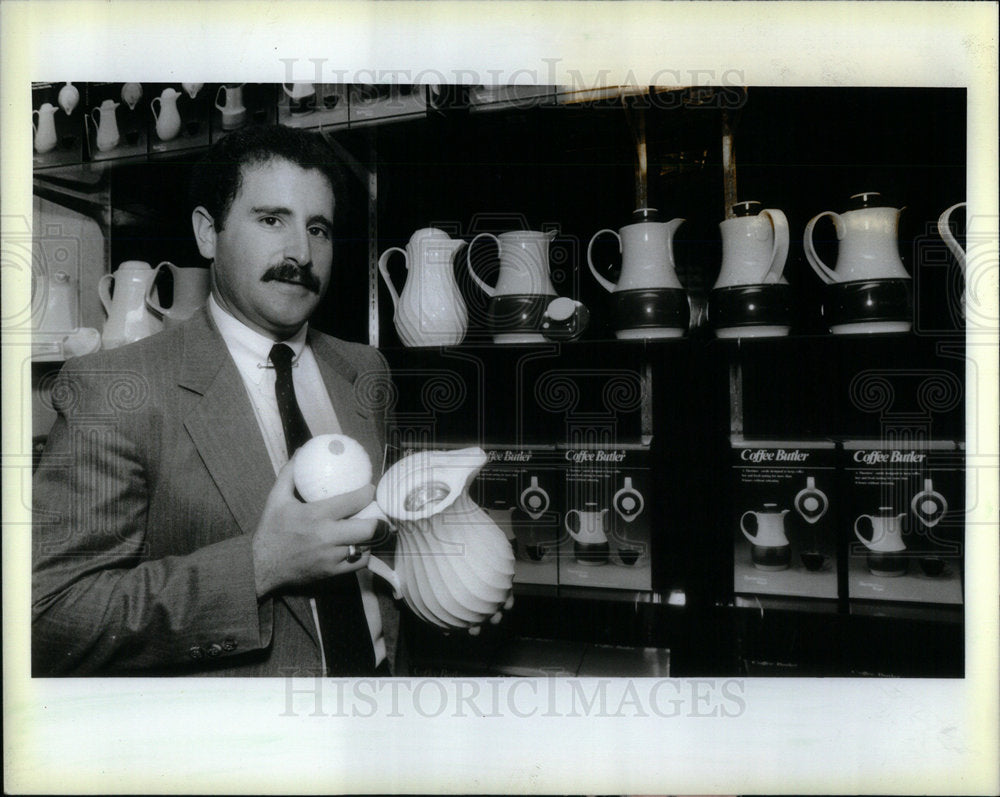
[251,461,378,597]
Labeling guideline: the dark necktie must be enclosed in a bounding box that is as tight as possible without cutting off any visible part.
[269,343,377,676]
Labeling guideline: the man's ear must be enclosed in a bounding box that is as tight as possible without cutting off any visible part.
[191,206,217,260]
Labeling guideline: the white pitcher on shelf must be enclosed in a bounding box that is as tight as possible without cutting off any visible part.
[152,88,183,142]
[32,103,58,154]
[378,228,467,347]
[98,261,163,349]
[91,99,121,152]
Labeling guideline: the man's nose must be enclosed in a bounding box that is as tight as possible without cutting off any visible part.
[282,224,312,264]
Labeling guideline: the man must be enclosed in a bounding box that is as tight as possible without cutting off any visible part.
[32,124,400,676]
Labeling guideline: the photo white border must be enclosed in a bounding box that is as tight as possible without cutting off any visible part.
[3,1,997,794]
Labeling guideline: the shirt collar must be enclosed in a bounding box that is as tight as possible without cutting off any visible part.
[209,294,308,382]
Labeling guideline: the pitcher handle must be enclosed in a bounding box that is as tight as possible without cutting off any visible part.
[97,273,115,315]
[214,85,227,112]
[465,232,499,297]
[145,261,177,318]
[91,107,101,128]
[854,515,877,546]
[761,209,789,284]
[937,202,967,274]
[150,96,161,122]
[31,109,39,133]
[366,555,402,600]
[376,247,406,309]
[740,511,759,543]
[586,229,621,293]
[803,211,842,285]
[564,509,582,541]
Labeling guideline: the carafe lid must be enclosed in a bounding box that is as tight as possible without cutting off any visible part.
[631,207,662,222]
[849,191,886,209]
[731,200,762,217]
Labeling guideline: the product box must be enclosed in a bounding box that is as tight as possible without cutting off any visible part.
[841,440,963,605]
[31,82,85,167]
[730,438,839,600]
[556,442,654,592]
[472,445,562,587]
[84,83,149,162]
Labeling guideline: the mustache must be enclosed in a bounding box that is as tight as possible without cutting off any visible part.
[261,262,321,294]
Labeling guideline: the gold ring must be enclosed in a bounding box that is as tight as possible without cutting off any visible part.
[346,544,362,563]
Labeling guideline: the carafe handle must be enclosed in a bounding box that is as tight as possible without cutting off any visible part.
[150,96,161,122]
[586,229,621,293]
[803,211,843,285]
[740,511,760,543]
[854,515,878,546]
[352,501,402,599]
[145,261,178,319]
[761,209,789,284]
[376,247,406,309]
[937,202,967,274]
[214,85,227,112]
[97,273,115,316]
[91,107,101,127]
[31,109,39,133]
[366,556,402,600]
[465,232,499,297]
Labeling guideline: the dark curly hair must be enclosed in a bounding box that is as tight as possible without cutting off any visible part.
[188,124,346,230]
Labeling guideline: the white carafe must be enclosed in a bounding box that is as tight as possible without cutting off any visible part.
[466,229,588,343]
[467,229,558,297]
[57,82,79,116]
[98,261,164,349]
[855,507,907,576]
[377,228,467,347]
[587,212,686,291]
[741,503,791,571]
[214,84,247,130]
[282,82,316,115]
[151,88,183,142]
[804,192,909,284]
[363,447,515,630]
[587,208,689,339]
[715,202,789,288]
[32,103,58,154]
[91,99,121,152]
[565,504,610,565]
[145,262,210,328]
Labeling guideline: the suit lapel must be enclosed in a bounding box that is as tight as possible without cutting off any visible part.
[177,309,319,646]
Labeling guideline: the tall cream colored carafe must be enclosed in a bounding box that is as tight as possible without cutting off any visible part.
[32,103,58,154]
[91,99,121,152]
[98,261,163,349]
[366,447,515,630]
[378,228,468,346]
[152,88,183,141]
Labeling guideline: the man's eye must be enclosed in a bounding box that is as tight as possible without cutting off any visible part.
[309,226,331,239]
[260,216,280,226]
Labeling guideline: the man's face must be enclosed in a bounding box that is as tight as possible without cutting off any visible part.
[196,157,335,339]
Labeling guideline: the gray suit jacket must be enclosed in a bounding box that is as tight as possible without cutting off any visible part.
[32,307,400,676]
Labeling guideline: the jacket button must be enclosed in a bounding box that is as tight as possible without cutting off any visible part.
[222,638,237,652]
[189,645,204,660]
[207,643,223,657]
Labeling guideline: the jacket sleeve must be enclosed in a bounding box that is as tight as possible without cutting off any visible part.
[31,359,274,675]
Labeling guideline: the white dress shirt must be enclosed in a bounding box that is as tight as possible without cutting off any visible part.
[209,295,386,669]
